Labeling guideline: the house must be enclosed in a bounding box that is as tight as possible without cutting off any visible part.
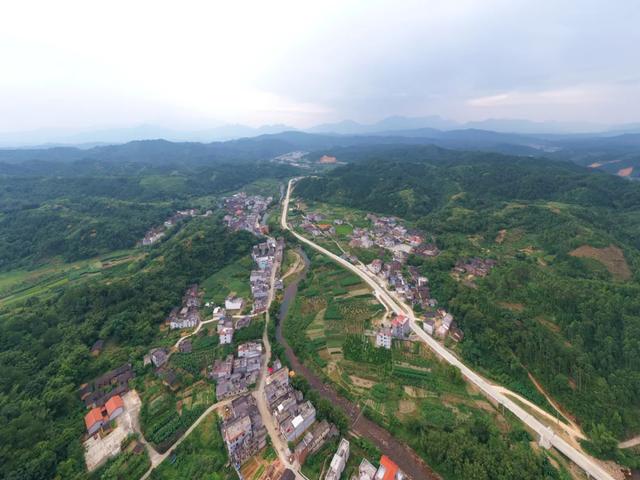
[293,419,338,464]
[375,328,392,349]
[391,315,410,338]
[79,364,134,408]
[220,326,234,344]
[91,339,104,357]
[179,339,192,353]
[325,438,349,480]
[105,395,124,421]
[84,408,105,436]
[357,459,378,480]
[225,296,245,311]
[150,348,168,368]
[375,455,403,480]
[238,341,262,359]
[209,355,234,379]
[280,401,316,442]
[162,369,180,390]
[450,325,465,342]
[367,259,383,274]
[222,395,267,465]
[423,319,435,336]
[235,316,251,330]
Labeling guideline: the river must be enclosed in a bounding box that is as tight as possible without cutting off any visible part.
[275,248,440,480]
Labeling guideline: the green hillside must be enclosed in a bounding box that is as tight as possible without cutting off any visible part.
[295,148,640,445]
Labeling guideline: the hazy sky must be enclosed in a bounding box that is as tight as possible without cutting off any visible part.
[1,0,639,132]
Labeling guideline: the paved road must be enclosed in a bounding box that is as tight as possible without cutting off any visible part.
[275,282,440,480]
[282,178,616,480]
[139,233,307,480]
[251,239,308,480]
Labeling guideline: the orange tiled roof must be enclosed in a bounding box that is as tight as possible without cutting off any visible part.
[379,455,399,480]
[84,407,104,429]
[105,395,124,416]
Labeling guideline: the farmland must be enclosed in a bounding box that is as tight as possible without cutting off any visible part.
[0,249,142,307]
[282,248,569,479]
[150,412,234,480]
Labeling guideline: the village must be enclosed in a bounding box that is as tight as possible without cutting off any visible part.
[141,208,212,246]
[82,189,400,480]
[223,192,273,236]
[296,208,475,348]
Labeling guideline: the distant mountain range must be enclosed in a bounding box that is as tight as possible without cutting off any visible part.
[2,128,640,178]
[2,116,640,148]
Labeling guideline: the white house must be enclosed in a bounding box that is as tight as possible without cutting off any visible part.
[325,438,350,480]
[375,327,392,349]
[220,326,234,344]
[225,296,245,311]
[423,319,435,336]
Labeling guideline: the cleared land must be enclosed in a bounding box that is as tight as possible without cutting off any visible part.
[569,244,631,281]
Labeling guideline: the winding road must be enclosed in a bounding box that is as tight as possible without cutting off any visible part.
[281,178,616,480]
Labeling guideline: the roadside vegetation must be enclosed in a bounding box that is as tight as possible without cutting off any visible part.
[150,412,234,480]
[282,247,566,479]
[295,151,640,451]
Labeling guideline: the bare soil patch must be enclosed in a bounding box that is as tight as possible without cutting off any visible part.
[618,166,634,177]
[569,244,631,281]
[319,155,337,164]
[398,400,417,415]
[403,386,429,398]
[349,375,375,389]
[498,302,524,312]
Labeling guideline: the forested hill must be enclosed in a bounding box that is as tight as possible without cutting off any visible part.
[0,162,295,271]
[296,148,640,447]
[0,218,256,480]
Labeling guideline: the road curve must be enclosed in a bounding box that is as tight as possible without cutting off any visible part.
[281,178,615,480]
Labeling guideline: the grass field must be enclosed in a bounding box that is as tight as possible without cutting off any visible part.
[201,255,253,306]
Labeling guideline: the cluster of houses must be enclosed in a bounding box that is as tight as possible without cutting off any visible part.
[423,309,464,342]
[453,257,498,279]
[221,394,268,466]
[141,208,203,246]
[144,347,181,390]
[214,301,255,345]
[272,150,309,167]
[223,192,272,236]
[353,455,406,480]
[349,214,439,260]
[325,438,350,480]
[264,363,329,450]
[208,341,263,400]
[300,212,337,237]
[79,364,133,436]
[375,314,411,349]
[166,284,201,330]
[250,237,285,313]
[368,260,436,311]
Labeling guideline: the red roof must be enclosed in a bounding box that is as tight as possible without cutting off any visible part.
[105,395,124,416]
[379,455,399,480]
[84,407,104,429]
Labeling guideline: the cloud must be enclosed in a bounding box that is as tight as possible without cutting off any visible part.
[0,0,639,130]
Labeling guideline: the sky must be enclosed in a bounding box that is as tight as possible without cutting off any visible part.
[1,0,639,133]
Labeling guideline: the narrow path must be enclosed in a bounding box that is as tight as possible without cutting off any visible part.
[619,435,640,449]
[281,177,616,480]
[139,398,233,480]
